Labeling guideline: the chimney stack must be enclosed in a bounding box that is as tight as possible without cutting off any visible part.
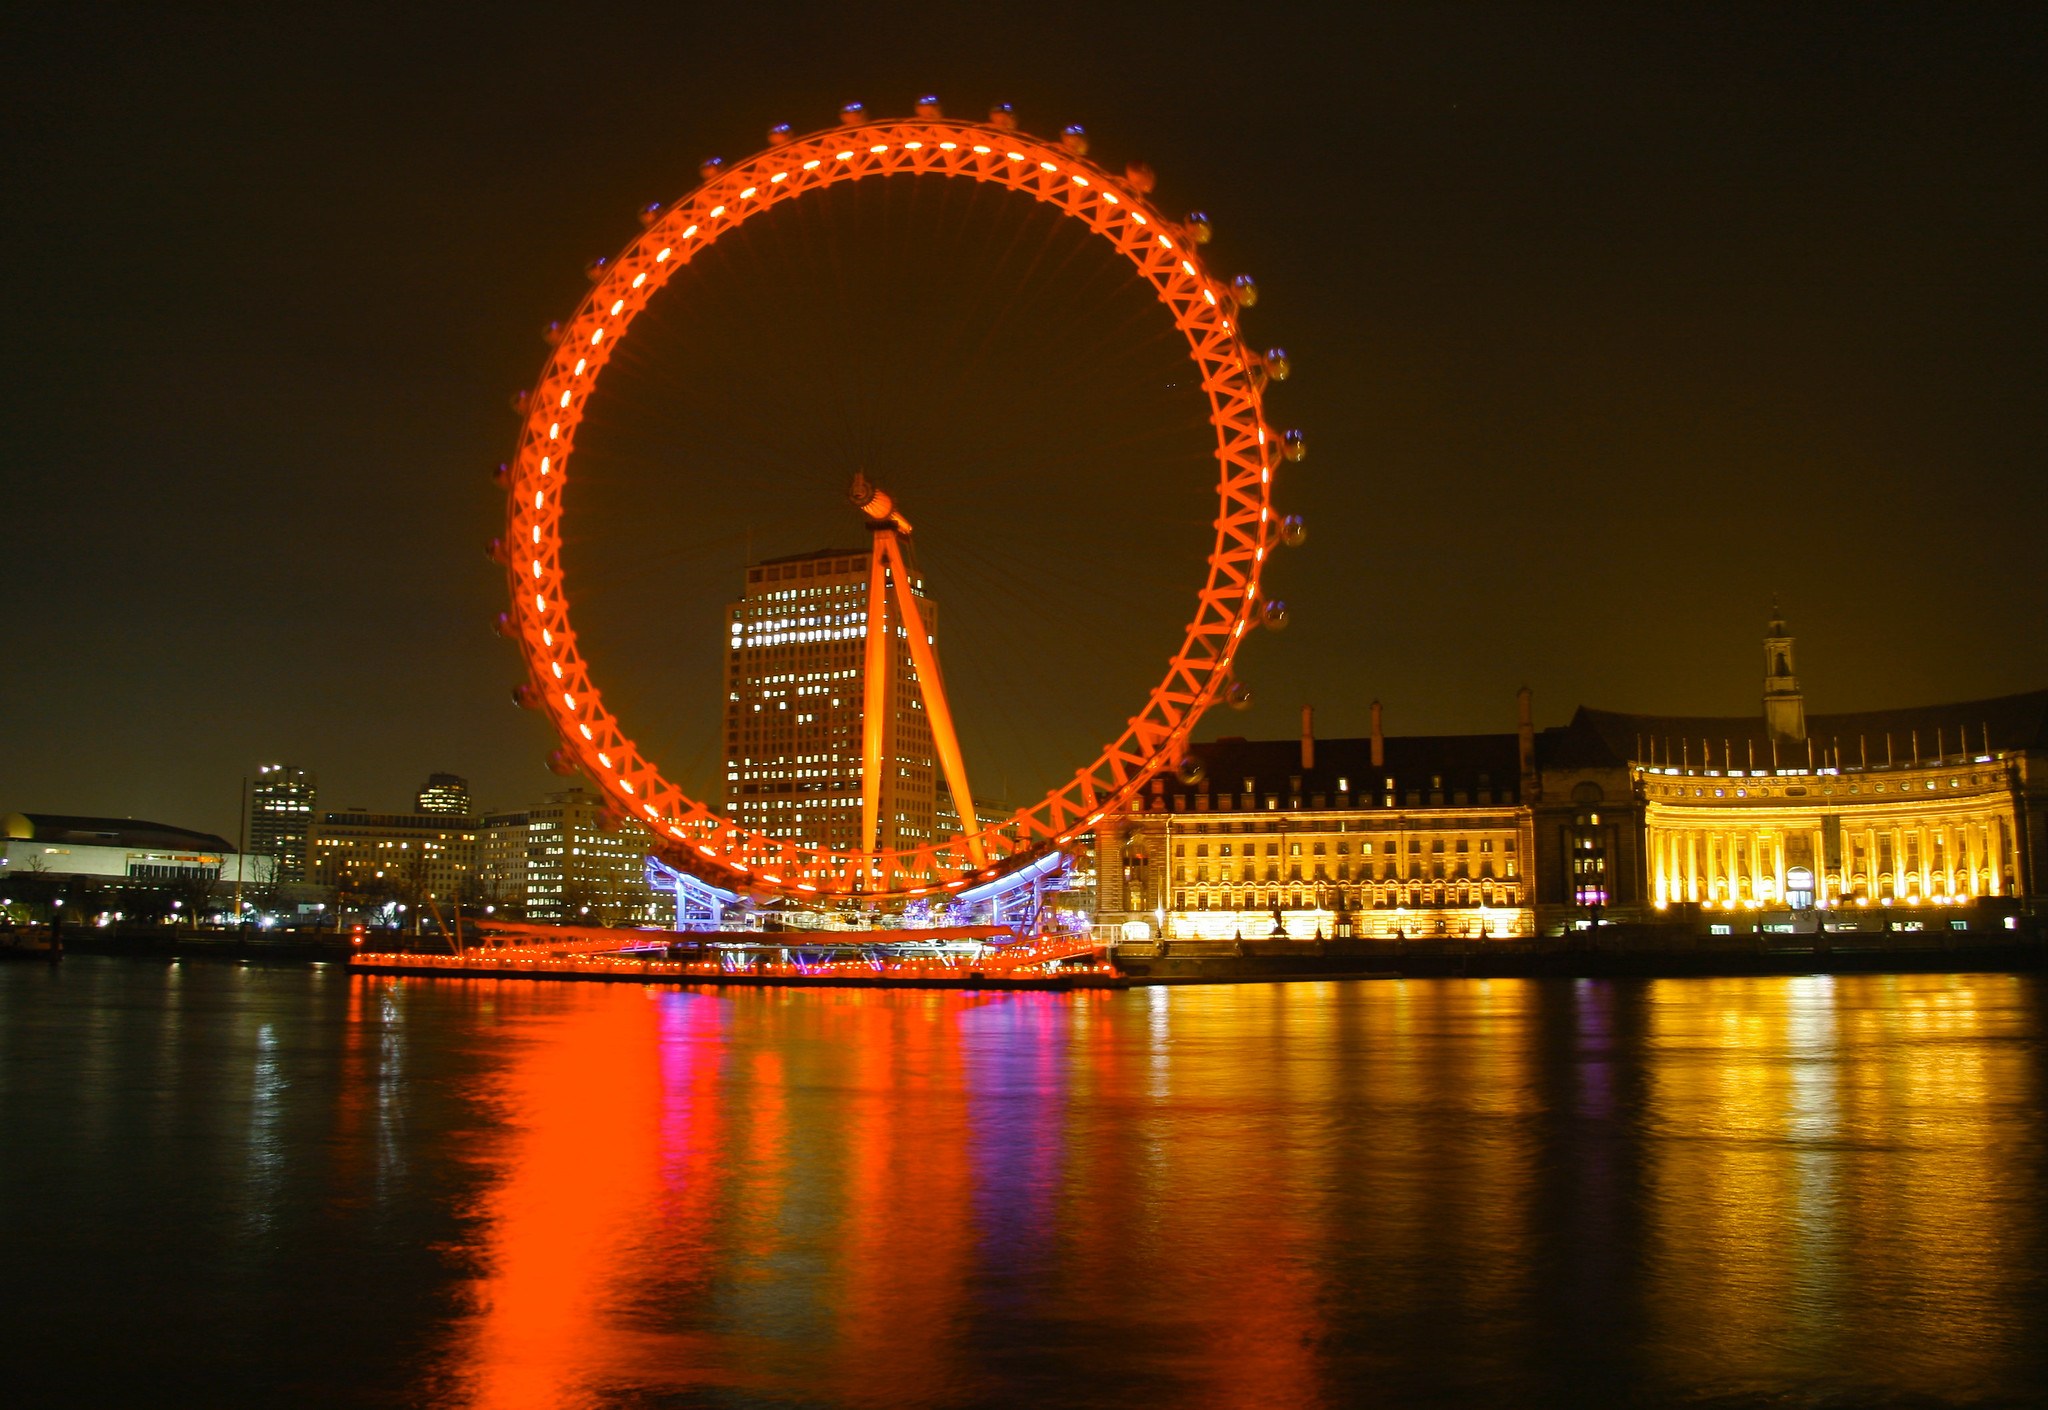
[1300,705,1315,771]
[1370,699,1385,768]
[1517,686,1536,791]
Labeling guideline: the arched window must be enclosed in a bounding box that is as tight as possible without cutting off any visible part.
[1786,867,1814,909]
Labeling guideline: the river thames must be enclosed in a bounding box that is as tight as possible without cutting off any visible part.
[4,960,2044,1408]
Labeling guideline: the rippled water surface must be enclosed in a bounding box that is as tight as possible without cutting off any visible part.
[4,960,2045,1408]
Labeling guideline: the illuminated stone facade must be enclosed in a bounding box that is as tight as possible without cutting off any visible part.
[1111,706,1539,941]
[1639,759,2023,912]
[1110,621,2046,940]
[1589,619,2042,917]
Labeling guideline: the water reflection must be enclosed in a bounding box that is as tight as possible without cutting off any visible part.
[2,963,2041,1408]
[1642,974,2044,1402]
[408,973,2044,1407]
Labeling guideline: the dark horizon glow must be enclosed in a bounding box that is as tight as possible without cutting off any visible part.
[5,2,2044,842]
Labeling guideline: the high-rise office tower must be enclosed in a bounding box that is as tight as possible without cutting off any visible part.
[722,547,937,857]
[250,764,317,881]
[415,773,472,815]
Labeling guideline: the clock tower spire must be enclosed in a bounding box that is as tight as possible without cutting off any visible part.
[1763,602,1806,743]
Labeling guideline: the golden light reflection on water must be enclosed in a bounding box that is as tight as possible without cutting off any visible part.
[1641,974,2043,1401]
[396,974,2045,1408]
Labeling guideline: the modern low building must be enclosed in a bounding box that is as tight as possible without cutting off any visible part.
[307,808,480,914]
[477,808,532,915]
[1110,618,2044,940]
[300,779,659,926]
[0,812,270,913]
[517,787,659,924]
[469,788,660,924]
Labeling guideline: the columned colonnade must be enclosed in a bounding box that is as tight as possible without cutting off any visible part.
[1645,788,2018,908]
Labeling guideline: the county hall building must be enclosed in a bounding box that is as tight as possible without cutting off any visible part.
[1107,616,2045,940]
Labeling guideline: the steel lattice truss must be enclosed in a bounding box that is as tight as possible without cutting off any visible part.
[503,114,1286,902]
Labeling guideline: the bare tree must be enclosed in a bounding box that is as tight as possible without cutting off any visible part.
[11,857,62,927]
[243,851,284,917]
[393,847,435,936]
[558,878,613,927]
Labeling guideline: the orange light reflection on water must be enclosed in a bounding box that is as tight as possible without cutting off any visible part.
[407,975,2045,1408]
[438,982,676,1409]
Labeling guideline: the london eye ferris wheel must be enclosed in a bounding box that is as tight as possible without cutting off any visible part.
[495,97,1305,906]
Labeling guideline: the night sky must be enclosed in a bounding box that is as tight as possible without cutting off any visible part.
[7,2,2044,841]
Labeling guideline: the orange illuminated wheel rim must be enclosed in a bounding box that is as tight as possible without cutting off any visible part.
[503,113,1287,902]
